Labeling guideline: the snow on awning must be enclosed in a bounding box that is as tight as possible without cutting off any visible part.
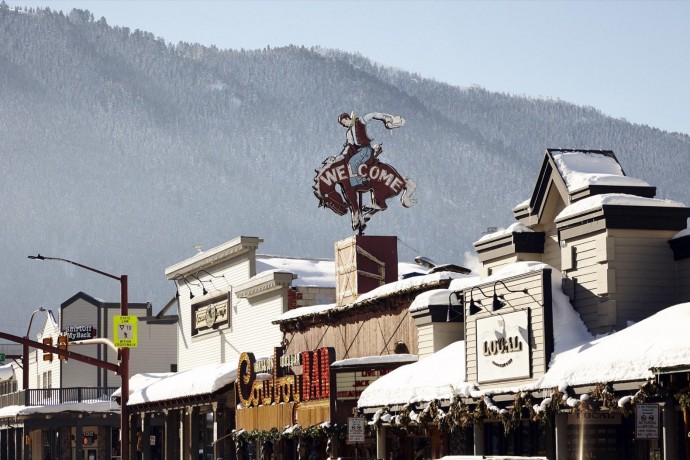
[528,302,690,390]
[357,341,474,408]
[332,354,418,369]
[0,363,14,382]
[125,363,237,406]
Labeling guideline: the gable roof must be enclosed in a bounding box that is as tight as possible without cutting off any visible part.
[513,149,657,226]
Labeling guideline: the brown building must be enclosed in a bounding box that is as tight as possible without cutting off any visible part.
[232,234,472,459]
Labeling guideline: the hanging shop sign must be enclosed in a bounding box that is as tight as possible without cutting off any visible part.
[64,325,96,341]
[476,310,530,383]
[236,347,335,431]
[191,293,231,335]
[313,111,416,233]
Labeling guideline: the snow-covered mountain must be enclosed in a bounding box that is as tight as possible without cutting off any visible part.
[2,4,689,336]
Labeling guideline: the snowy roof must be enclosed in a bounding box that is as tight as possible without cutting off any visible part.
[408,288,466,313]
[332,354,418,369]
[0,400,119,418]
[475,222,534,244]
[0,363,13,382]
[556,193,686,221]
[256,255,335,287]
[124,362,237,406]
[256,256,424,288]
[274,271,470,323]
[358,261,690,408]
[357,341,474,408]
[529,302,690,389]
[551,150,650,192]
[673,228,690,240]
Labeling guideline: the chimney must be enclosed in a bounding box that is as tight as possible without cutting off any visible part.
[334,235,398,306]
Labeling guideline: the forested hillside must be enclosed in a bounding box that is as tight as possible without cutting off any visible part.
[2,4,689,335]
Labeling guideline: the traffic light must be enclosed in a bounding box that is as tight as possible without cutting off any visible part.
[57,334,69,361]
[42,337,53,362]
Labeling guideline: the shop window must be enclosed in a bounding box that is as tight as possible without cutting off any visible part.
[484,420,547,456]
[197,409,215,460]
[42,370,52,398]
[448,427,474,455]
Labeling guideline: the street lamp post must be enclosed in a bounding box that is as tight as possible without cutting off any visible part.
[28,254,131,460]
[23,307,47,390]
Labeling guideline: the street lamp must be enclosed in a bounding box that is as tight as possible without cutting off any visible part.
[23,307,47,390]
[28,254,131,460]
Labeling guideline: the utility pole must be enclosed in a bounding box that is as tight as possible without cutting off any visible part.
[28,254,131,460]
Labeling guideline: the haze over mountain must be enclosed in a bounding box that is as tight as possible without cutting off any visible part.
[2,4,689,336]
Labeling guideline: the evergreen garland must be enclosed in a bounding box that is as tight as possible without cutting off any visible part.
[230,379,679,441]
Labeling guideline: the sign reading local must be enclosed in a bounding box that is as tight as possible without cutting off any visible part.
[113,315,138,348]
[476,310,530,383]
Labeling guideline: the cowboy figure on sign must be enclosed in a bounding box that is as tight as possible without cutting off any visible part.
[313,111,416,233]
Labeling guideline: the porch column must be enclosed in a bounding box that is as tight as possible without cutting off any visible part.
[211,403,219,460]
[22,426,29,460]
[473,421,484,455]
[75,419,84,460]
[164,409,180,460]
[662,400,678,460]
[185,406,200,460]
[140,412,151,460]
[376,425,386,460]
[554,412,567,460]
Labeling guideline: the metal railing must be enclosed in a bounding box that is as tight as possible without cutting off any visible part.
[20,387,118,406]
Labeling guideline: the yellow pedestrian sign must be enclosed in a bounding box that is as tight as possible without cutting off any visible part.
[113,316,138,348]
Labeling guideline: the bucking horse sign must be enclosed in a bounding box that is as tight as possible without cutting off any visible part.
[313,111,417,233]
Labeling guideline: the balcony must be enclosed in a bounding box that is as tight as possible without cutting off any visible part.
[0,386,118,408]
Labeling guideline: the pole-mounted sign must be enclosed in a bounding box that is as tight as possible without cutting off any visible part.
[113,315,138,348]
[313,111,417,233]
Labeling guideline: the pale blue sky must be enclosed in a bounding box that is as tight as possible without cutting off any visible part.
[12,1,690,134]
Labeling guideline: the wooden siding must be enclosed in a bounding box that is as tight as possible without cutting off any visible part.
[129,322,177,376]
[284,300,418,361]
[678,259,690,303]
[563,228,680,334]
[608,229,679,329]
[177,251,286,372]
[415,322,462,359]
[482,256,517,279]
[417,323,435,359]
[560,233,606,334]
[236,403,296,432]
[543,228,561,269]
[177,256,250,371]
[464,270,548,390]
[61,298,101,388]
